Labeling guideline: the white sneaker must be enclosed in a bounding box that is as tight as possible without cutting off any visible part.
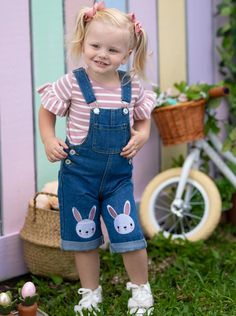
[74,286,102,316]
[127,282,154,315]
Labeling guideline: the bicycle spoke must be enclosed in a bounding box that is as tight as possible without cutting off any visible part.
[159,191,176,203]
[183,216,193,231]
[157,212,172,223]
[166,218,181,233]
[157,199,172,208]
[189,201,204,206]
[155,205,171,212]
[189,188,198,200]
[184,212,202,220]
[180,218,186,237]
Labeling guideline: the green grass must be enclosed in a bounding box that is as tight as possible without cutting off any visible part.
[1,224,236,316]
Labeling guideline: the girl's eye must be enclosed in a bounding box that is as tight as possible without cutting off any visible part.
[109,48,118,53]
[91,44,99,48]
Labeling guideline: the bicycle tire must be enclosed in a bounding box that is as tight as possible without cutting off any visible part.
[140,168,222,241]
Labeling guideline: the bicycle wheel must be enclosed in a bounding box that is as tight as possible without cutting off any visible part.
[140,168,222,241]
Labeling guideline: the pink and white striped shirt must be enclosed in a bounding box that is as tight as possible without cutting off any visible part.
[37,70,156,145]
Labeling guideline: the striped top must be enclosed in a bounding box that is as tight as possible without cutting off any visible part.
[37,70,156,145]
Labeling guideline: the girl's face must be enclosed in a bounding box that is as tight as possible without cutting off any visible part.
[83,20,131,81]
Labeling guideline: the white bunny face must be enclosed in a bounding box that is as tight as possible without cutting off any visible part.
[72,206,96,239]
[107,201,135,235]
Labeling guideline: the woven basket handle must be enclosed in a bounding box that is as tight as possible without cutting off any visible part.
[208,86,229,99]
[33,192,58,222]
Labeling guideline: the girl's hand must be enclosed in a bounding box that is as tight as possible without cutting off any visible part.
[120,128,149,159]
[44,137,68,162]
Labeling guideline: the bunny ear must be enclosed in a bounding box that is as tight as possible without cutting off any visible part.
[124,200,131,215]
[89,206,96,220]
[107,205,118,219]
[72,207,82,222]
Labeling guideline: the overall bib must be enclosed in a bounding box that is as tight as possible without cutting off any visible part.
[58,68,147,253]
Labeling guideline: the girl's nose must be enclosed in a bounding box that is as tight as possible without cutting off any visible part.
[98,49,107,59]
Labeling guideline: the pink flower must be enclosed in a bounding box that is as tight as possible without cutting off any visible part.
[21,282,36,298]
[178,93,188,102]
[166,88,173,97]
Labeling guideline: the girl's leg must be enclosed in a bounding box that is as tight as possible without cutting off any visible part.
[122,248,148,284]
[75,248,100,289]
[122,249,154,315]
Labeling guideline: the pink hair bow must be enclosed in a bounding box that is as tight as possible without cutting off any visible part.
[84,1,105,22]
[128,13,143,35]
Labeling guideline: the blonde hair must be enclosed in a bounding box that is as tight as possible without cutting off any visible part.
[70,6,148,79]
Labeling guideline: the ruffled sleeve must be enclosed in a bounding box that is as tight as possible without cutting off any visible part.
[37,73,73,117]
[133,80,156,120]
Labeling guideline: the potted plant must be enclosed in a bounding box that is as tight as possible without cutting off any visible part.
[152,81,229,146]
[18,282,39,316]
[0,291,16,316]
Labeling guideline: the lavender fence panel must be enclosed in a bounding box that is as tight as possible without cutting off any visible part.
[186,0,214,84]
[129,0,160,200]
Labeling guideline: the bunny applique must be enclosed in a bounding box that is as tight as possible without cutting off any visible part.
[107,201,135,234]
[72,206,96,238]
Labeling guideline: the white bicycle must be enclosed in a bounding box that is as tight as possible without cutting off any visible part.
[140,88,235,241]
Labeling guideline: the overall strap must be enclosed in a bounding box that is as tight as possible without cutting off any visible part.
[73,68,97,104]
[118,70,132,104]
[73,67,132,104]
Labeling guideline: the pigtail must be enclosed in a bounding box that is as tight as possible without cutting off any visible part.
[127,13,148,80]
[132,31,148,79]
[69,8,89,60]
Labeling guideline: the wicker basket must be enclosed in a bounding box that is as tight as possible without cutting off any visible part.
[152,99,206,146]
[20,192,79,280]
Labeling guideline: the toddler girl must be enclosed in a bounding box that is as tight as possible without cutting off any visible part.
[38,1,156,315]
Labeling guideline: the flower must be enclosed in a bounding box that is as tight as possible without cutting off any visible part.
[154,81,227,109]
[178,93,188,102]
[0,291,16,315]
[18,282,38,307]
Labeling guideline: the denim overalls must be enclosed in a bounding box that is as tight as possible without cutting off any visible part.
[58,68,147,253]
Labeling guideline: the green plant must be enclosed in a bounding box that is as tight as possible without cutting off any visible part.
[154,81,228,135]
[154,81,221,107]
[0,291,16,315]
[217,0,236,153]
[1,225,236,316]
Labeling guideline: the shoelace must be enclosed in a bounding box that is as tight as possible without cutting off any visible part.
[127,282,153,310]
[74,288,100,315]
[127,283,150,299]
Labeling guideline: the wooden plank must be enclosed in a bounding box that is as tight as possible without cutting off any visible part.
[158,0,187,170]
[129,0,160,200]
[31,0,65,190]
[186,0,214,84]
[0,0,35,235]
[0,233,28,281]
[64,0,93,72]
[104,0,127,11]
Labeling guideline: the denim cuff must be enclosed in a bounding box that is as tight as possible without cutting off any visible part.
[61,236,104,251]
[109,238,147,253]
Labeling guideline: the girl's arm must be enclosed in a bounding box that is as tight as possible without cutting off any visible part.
[121,119,151,159]
[39,105,68,162]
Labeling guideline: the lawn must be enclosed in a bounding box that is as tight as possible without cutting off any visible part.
[1,223,236,316]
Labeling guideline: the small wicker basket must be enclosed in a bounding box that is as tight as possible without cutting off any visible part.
[20,192,79,280]
[152,99,206,146]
